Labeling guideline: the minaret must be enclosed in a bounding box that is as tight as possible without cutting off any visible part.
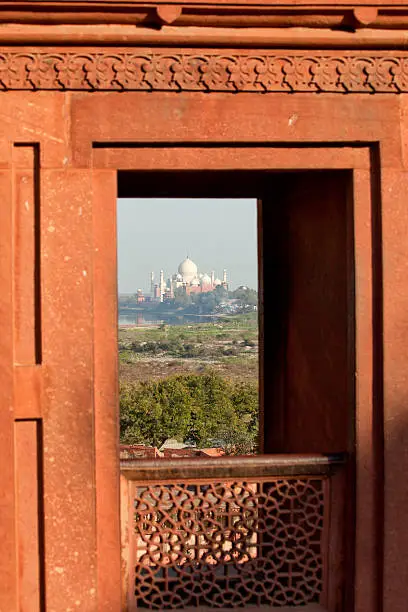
[223,269,227,285]
[211,271,215,287]
[150,271,154,295]
[159,269,165,301]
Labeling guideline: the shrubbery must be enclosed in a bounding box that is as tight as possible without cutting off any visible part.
[123,337,254,360]
[120,371,258,455]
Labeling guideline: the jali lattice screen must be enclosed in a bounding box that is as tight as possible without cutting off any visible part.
[128,477,328,609]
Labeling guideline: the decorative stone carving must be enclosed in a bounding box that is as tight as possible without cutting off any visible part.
[1,51,408,93]
[353,7,379,27]
[156,5,182,25]
[131,477,326,609]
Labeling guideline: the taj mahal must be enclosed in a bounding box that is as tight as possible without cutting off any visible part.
[150,256,228,302]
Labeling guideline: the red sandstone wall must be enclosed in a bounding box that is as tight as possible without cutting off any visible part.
[0,89,407,611]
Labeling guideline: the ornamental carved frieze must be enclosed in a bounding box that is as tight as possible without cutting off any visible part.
[1,51,408,93]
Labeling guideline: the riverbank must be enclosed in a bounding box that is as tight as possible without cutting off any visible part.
[119,310,222,327]
[119,315,258,384]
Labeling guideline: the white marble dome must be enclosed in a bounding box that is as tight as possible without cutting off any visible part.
[214,278,222,286]
[201,273,212,285]
[178,257,198,282]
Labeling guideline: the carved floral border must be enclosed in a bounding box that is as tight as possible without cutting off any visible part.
[1,51,408,92]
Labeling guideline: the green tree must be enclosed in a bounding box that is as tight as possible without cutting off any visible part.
[230,286,258,307]
[120,372,259,454]
[214,285,228,303]
[173,287,192,307]
[120,378,192,447]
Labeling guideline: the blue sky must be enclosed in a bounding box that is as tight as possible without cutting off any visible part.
[117,198,258,293]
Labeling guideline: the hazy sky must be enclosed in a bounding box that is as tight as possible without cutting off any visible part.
[117,198,258,294]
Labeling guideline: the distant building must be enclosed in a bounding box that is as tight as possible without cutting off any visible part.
[119,442,225,461]
[150,256,228,301]
[119,444,162,460]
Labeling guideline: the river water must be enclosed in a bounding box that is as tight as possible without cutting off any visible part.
[118,310,220,327]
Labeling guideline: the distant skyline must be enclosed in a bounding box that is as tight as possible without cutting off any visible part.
[117,198,258,294]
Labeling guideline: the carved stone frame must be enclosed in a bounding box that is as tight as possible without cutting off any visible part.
[1,3,408,611]
[78,89,387,612]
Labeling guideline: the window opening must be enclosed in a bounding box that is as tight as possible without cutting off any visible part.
[116,171,352,611]
[117,197,259,460]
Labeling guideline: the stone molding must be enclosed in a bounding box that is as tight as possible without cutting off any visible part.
[1,51,408,93]
[2,2,408,28]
